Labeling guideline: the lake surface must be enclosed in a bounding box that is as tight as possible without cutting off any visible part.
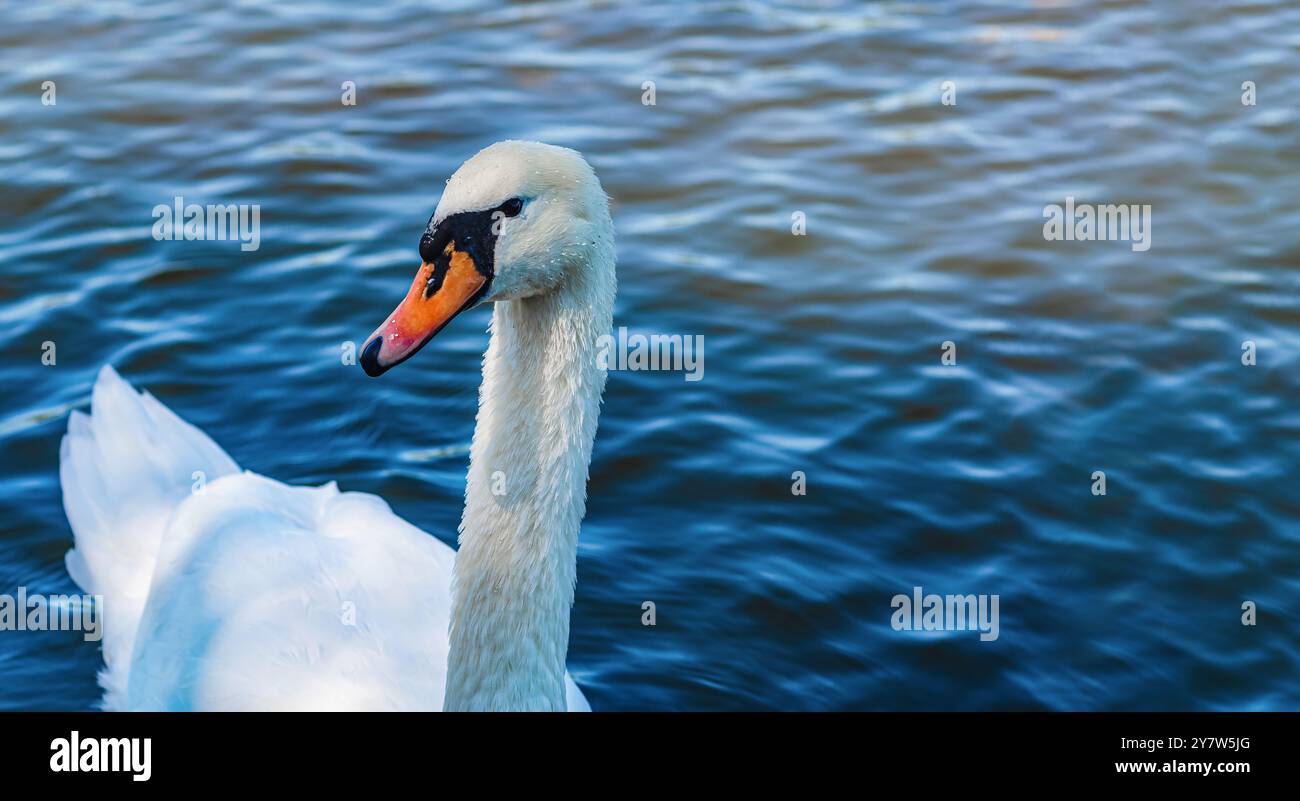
[1,0,1297,710]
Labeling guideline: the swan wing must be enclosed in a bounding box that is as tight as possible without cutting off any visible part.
[125,473,454,710]
[60,365,240,708]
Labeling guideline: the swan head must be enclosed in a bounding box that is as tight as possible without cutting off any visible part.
[360,140,610,376]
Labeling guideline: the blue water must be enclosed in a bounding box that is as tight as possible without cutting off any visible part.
[1,0,1298,710]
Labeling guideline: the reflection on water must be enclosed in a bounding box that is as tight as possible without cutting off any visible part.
[1,1,1298,710]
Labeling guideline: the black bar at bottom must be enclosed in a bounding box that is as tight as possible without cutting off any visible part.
[3,711,1283,786]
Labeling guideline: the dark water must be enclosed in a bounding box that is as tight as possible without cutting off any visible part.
[2,1,1298,711]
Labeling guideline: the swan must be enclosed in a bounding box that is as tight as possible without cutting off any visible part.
[59,140,615,711]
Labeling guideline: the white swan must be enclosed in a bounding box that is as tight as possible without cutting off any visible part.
[60,141,615,711]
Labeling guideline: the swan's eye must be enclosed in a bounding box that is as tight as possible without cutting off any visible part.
[499,197,523,218]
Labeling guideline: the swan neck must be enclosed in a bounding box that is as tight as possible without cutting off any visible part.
[444,267,612,711]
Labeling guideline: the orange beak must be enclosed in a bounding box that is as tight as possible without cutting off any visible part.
[359,246,488,376]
